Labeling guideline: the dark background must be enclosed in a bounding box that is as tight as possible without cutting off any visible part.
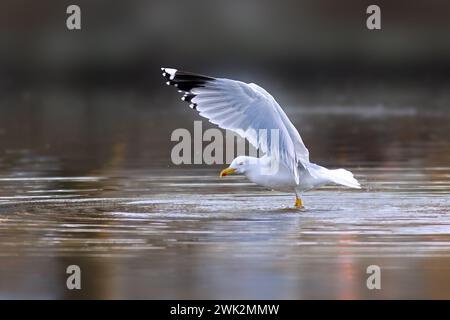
[1,0,450,173]
[2,0,450,88]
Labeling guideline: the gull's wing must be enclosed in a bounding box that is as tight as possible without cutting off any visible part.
[246,83,310,165]
[161,67,310,183]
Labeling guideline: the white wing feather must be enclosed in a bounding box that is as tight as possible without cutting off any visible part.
[247,83,310,165]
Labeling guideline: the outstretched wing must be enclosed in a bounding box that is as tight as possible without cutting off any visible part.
[161,67,310,183]
[246,83,310,165]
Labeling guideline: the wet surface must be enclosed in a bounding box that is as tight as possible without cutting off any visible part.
[1,87,450,299]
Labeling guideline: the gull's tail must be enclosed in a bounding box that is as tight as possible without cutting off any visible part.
[307,163,361,189]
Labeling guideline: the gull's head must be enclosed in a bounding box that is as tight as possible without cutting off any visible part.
[219,156,252,177]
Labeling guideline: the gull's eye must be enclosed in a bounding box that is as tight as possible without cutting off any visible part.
[238,162,244,166]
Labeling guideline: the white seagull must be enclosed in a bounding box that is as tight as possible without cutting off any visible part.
[162,67,360,208]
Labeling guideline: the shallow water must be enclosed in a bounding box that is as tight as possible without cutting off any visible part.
[1,89,450,299]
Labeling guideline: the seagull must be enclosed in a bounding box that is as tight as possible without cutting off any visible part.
[161,67,360,208]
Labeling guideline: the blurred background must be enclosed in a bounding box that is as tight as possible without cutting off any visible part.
[2,0,450,82]
[1,0,450,299]
[1,0,450,171]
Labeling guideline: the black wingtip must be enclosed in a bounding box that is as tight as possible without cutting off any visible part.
[161,67,215,109]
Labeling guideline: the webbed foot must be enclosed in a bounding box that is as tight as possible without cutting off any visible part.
[295,196,303,209]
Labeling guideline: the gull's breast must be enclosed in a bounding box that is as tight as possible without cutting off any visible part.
[246,162,297,192]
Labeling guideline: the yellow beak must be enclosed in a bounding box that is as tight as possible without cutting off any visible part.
[219,167,236,177]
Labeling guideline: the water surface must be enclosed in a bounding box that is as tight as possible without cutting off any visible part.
[1,88,450,299]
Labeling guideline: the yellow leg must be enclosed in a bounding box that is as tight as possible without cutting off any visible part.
[295,196,303,208]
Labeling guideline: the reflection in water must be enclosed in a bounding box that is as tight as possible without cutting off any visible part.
[0,87,450,299]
